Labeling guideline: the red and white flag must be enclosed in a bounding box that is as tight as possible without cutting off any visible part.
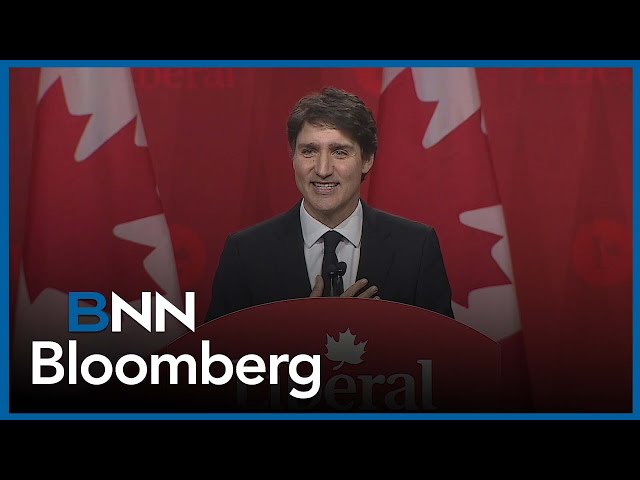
[367,67,528,406]
[13,68,187,387]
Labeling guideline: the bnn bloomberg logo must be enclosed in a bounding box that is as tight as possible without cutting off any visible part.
[30,292,321,402]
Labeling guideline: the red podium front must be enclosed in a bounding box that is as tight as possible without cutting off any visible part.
[161,298,501,413]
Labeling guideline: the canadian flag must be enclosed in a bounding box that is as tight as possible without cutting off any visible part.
[367,67,529,407]
[12,68,187,394]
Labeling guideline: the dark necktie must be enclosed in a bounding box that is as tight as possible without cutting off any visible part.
[322,230,345,297]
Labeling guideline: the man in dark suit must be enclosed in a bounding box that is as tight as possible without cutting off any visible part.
[206,87,453,321]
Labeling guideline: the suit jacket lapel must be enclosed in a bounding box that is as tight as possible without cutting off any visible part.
[273,200,313,298]
[357,201,394,290]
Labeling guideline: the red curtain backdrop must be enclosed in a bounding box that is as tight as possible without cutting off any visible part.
[9,67,631,412]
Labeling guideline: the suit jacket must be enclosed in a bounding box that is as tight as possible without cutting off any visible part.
[206,200,454,321]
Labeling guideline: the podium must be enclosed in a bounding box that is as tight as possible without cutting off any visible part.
[159,298,502,413]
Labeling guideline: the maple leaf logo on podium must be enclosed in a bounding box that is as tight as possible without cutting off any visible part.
[325,329,367,371]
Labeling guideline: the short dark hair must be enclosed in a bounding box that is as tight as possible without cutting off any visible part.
[287,87,378,161]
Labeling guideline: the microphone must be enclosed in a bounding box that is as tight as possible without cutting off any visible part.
[327,263,338,297]
[326,263,347,297]
[334,262,347,296]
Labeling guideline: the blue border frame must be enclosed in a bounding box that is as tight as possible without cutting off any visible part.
[1,60,636,420]
[1,64,7,419]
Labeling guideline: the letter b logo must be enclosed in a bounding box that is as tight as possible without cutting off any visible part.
[68,292,109,332]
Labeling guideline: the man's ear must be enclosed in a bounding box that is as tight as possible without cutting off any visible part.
[362,154,375,175]
[361,155,375,182]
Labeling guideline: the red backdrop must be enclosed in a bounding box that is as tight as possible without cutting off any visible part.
[9,67,632,412]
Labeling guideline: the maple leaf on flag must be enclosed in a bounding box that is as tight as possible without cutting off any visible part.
[325,328,367,371]
[23,77,164,304]
[369,68,510,307]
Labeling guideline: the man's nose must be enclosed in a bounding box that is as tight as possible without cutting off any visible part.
[314,151,333,177]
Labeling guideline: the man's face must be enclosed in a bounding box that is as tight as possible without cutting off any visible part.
[293,122,374,228]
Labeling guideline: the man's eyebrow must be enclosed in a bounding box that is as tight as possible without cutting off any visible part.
[296,141,356,150]
[328,142,355,150]
[297,142,318,149]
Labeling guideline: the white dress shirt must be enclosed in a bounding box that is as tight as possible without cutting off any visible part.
[300,200,363,291]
